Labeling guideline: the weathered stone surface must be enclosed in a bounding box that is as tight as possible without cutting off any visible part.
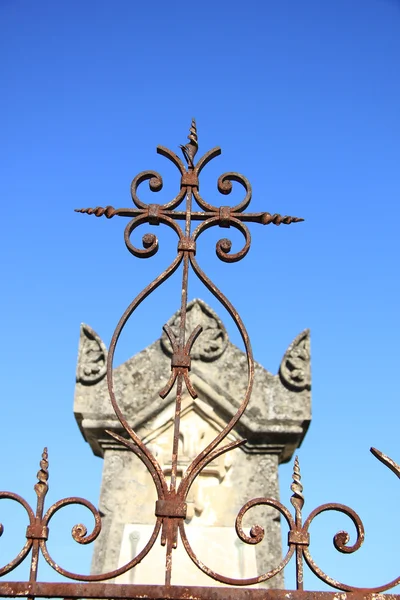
[74,299,311,587]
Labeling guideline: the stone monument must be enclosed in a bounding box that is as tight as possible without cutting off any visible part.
[74,298,311,587]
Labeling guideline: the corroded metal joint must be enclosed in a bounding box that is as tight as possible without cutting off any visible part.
[288,529,310,546]
[178,237,196,253]
[26,521,49,541]
[171,351,191,369]
[155,499,187,519]
[219,206,231,228]
[148,204,161,225]
[181,172,199,188]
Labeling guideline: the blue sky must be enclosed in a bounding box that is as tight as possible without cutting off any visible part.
[1,0,399,591]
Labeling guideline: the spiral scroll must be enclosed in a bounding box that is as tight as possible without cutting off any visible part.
[179,497,295,586]
[193,172,252,214]
[192,217,251,263]
[0,492,35,577]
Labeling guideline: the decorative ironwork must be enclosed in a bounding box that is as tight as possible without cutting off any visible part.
[0,121,399,599]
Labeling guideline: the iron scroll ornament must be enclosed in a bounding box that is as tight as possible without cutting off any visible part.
[1,448,400,590]
[1,121,399,592]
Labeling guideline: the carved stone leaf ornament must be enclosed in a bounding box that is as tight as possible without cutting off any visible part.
[160,299,228,362]
[279,329,311,391]
[77,324,107,384]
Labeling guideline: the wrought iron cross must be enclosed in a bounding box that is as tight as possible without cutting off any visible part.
[76,120,303,584]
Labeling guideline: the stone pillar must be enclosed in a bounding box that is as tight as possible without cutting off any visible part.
[74,300,311,587]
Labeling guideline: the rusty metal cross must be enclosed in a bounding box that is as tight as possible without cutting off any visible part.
[75,117,303,407]
[75,119,303,253]
[75,119,304,584]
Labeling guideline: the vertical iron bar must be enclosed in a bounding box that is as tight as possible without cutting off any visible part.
[169,185,192,492]
[164,523,174,586]
[290,457,304,591]
[165,185,193,585]
[295,538,304,591]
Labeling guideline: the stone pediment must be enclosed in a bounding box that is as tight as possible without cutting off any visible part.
[74,299,311,463]
[143,397,238,481]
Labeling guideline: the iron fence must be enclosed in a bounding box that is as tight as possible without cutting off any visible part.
[0,121,398,599]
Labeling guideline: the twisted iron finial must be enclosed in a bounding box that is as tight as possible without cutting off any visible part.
[75,206,117,218]
[290,456,304,512]
[34,447,49,498]
[261,213,304,226]
[180,118,198,167]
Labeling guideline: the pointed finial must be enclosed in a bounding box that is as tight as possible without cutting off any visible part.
[74,206,116,218]
[261,213,304,225]
[180,118,198,167]
[290,456,304,512]
[34,447,49,498]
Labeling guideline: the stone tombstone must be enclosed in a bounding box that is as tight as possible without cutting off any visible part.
[74,299,311,587]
